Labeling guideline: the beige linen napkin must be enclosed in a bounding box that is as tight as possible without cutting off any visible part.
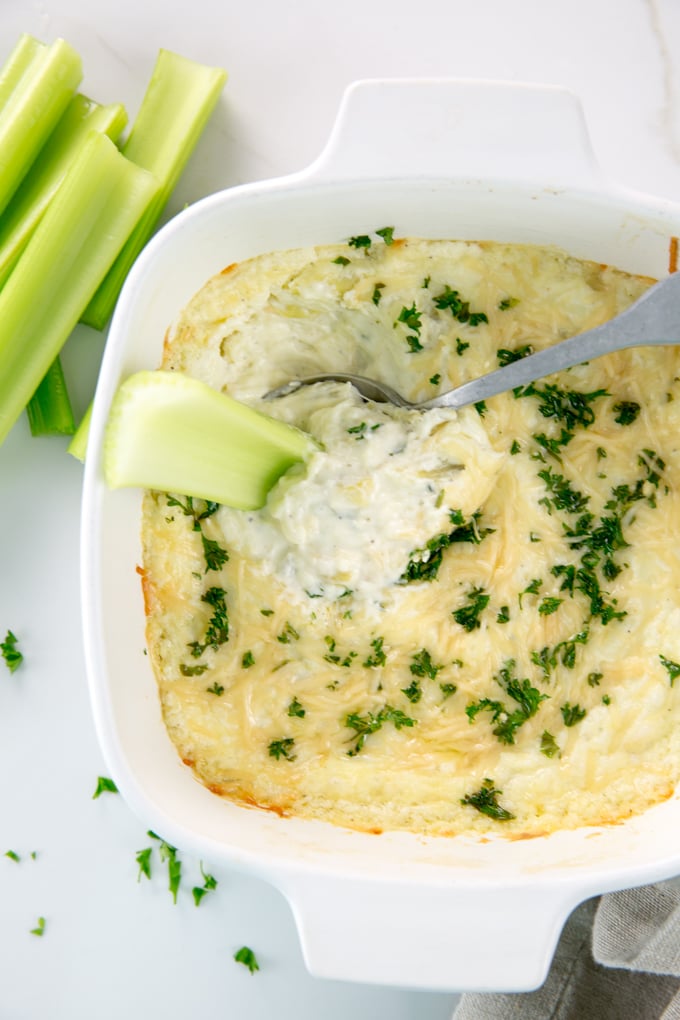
[452,881,680,1020]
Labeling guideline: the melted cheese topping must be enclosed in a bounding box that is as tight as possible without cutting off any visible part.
[142,237,680,837]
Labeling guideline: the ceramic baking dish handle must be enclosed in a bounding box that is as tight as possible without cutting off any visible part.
[281,872,580,992]
[310,78,604,191]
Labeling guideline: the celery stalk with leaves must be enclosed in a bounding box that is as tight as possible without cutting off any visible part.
[0,130,158,446]
[82,49,227,330]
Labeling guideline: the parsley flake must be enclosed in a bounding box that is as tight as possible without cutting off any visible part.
[92,776,118,799]
[453,587,490,631]
[461,779,514,820]
[268,737,296,761]
[234,946,260,974]
[660,655,680,686]
[1,630,23,673]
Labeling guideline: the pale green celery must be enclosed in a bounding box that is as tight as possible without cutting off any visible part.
[0,130,158,446]
[104,371,317,509]
[0,94,128,288]
[0,37,83,216]
[82,49,227,330]
[0,34,45,107]
[26,356,75,436]
[67,400,92,462]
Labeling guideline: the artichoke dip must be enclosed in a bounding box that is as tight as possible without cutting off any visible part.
[140,233,680,837]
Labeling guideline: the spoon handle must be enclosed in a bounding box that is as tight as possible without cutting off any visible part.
[425,272,680,411]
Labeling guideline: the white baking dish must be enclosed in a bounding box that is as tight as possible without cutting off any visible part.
[80,79,680,993]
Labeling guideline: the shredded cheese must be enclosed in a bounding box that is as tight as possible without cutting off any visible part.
[142,237,680,837]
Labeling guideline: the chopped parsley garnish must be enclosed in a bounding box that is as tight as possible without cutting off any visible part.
[206,681,224,696]
[461,778,514,820]
[440,683,457,699]
[498,296,519,310]
[401,678,422,703]
[348,234,372,250]
[466,660,548,745]
[332,255,350,265]
[5,850,20,862]
[92,776,118,799]
[323,636,357,667]
[234,946,260,974]
[544,628,591,671]
[561,702,587,727]
[516,381,607,431]
[510,439,521,455]
[180,662,209,676]
[363,636,386,668]
[496,344,533,365]
[268,737,296,761]
[395,302,423,351]
[538,596,563,616]
[200,532,229,572]
[151,837,182,904]
[30,916,46,937]
[496,605,510,624]
[167,496,227,572]
[192,862,218,906]
[242,650,255,668]
[188,587,230,658]
[409,648,443,680]
[613,400,641,425]
[518,577,542,607]
[371,283,384,305]
[433,285,488,326]
[455,336,470,356]
[396,302,422,332]
[376,225,395,244]
[1,630,23,673]
[430,372,441,386]
[287,697,306,718]
[401,510,493,583]
[277,621,300,644]
[540,731,561,758]
[453,587,490,631]
[167,495,219,521]
[538,467,589,514]
[344,704,416,755]
[136,847,153,881]
[533,429,574,461]
[659,655,680,686]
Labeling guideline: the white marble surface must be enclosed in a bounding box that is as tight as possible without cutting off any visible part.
[1,1,679,1017]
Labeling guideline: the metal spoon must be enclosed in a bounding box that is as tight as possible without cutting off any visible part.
[264,271,680,410]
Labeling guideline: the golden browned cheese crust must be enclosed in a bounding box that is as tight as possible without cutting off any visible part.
[141,236,680,837]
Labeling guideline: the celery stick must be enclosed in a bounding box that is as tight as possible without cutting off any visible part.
[0,37,82,216]
[104,371,317,509]
[0,34,45,107]
[67,400,92,462]
[0,130,158,446]
[26,356,75,436]
[0,94,128,288]
[82,49,226,330]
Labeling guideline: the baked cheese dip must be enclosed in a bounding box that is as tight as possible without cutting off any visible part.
[141,233,680,837]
